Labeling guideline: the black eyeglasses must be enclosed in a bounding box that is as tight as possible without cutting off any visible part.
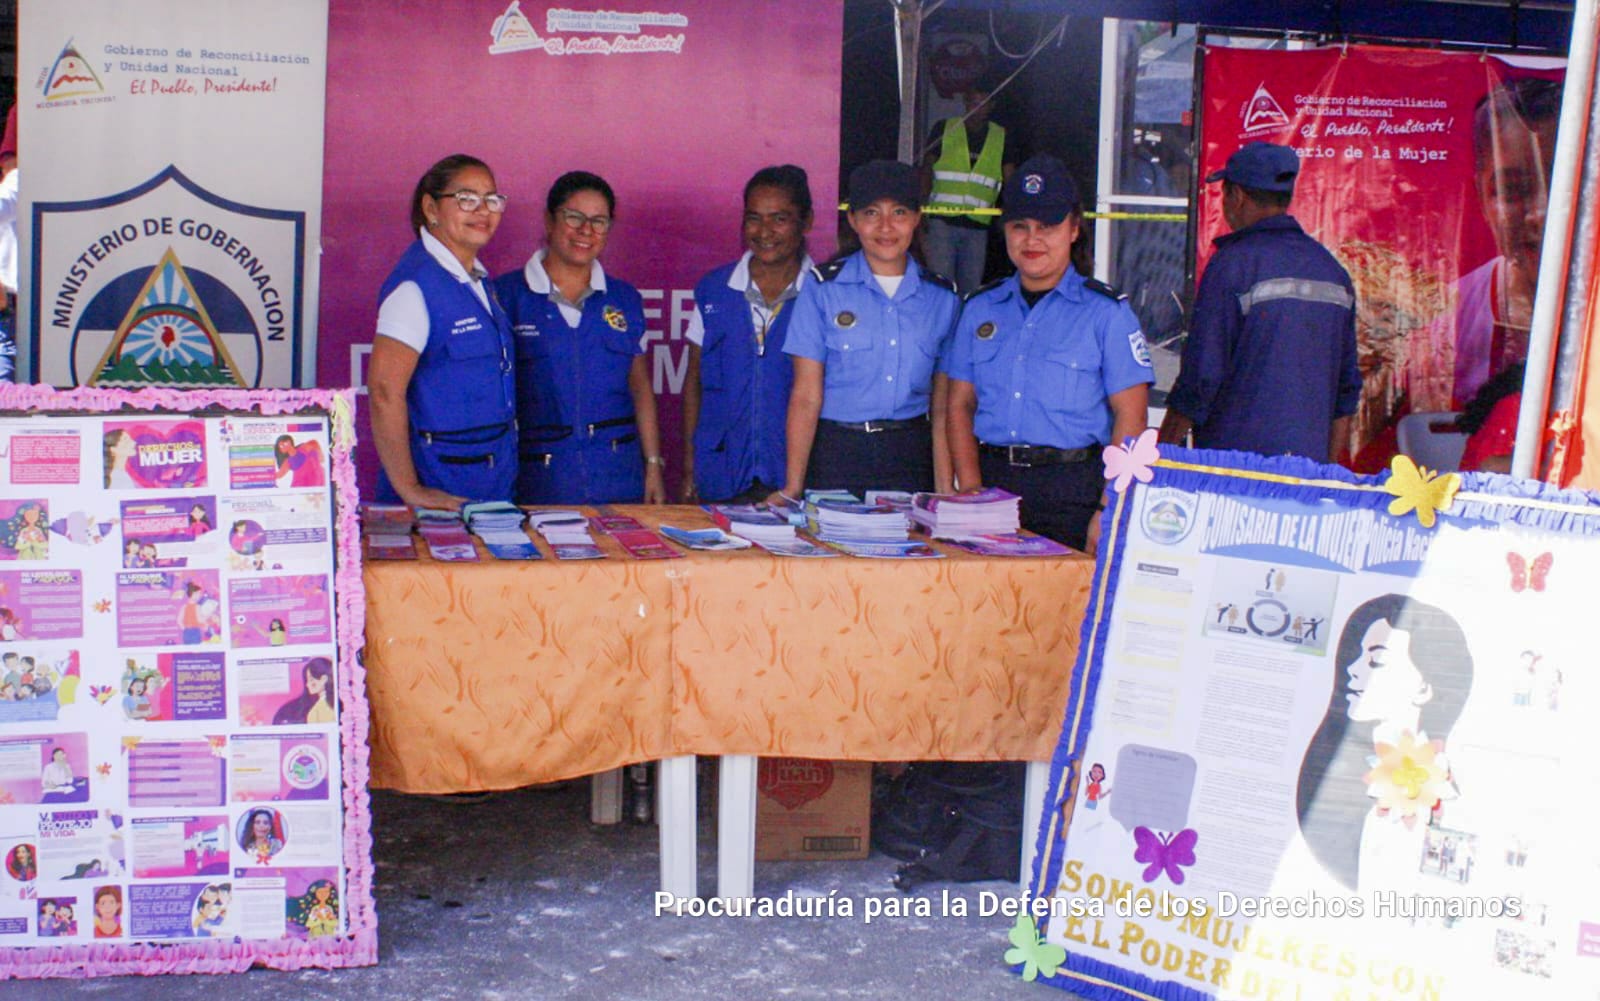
[556,208,612,233]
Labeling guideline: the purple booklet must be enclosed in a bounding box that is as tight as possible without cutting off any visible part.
[943,533,1074,557]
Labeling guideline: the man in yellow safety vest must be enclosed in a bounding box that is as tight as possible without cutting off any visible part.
[921,78,1016,294]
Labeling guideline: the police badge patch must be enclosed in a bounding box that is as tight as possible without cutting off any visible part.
[604,305,628,332]
[1128,329,1153,367]
[976,321,997,340]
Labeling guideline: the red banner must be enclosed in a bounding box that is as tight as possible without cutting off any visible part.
[1199,46,1562,465]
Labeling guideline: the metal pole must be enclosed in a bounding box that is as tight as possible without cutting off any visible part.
[893,1,923,164]
[1512,0,1600,479]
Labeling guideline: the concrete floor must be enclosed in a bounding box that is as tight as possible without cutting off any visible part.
[5,775,1092,1000]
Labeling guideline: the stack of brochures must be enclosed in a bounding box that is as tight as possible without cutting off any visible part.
[806,496,910,543]
[525,510,604,560]
[416,508,479,562]
[909,487,1022,539]
[704,504,837,557]
[658,526,752,551]
[360,504,417,560]
[706,504,798,546]
[463,501,540,560]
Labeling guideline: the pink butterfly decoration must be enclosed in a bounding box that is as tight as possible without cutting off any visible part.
[1507,551,1553,593]
[1103,429,1160,493]
[1133,826,1198,884]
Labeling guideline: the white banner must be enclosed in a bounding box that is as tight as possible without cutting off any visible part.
[20,0,328,388]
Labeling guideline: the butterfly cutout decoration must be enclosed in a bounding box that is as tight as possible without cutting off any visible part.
[1507,551,1553,593]
[1133,826,1198,884]
[1003,913,1067,982]
[88,684,114,705]
[1384,455,1459,529]
[95,763,112,778]
[93,599,112,614]
[1103,429,1160,493]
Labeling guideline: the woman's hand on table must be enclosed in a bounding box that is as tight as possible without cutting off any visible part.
[400,484,466,511]
[643,465,667,504]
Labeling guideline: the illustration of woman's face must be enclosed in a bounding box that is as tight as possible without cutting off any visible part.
[58,905,72,923]
[125,540,139,556]
[96,892,119,920]
[306,670,327,697]
[1345,619,1432,724]
[111,432,135,461]
[52,749,66,763]
[142,545,157,561]
[314,884,331,903]
[190,505,205,521]
[129,679,145,696]
[15,845,31,866]
[1089,765,1104,783]
[22,506,38,525]
[251,813,272,840]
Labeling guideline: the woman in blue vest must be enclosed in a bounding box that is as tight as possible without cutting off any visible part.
[495,171,665,505]
[946,155,1152,552]
[680,165,814,503]
[771,160,960,501]
[369,154,516,508]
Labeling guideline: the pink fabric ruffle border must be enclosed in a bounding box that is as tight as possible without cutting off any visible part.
[0,385,376,978]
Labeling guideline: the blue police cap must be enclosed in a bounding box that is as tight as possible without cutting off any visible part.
[1204,142,1300,193]
[1000,154,1081,225]
[847,160,921,212]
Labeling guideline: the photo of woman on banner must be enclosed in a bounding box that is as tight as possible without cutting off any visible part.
[370,154,517,509]
[680,165,815,503]
[1443,76,1561,407]
[494,170,665,505]
[1296,593,1475,891]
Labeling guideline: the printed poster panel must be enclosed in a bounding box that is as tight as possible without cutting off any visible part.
[20,0,329,388]
[1198,46,1563,464]
[0,388,372,976]
[1024,444,1600,1000]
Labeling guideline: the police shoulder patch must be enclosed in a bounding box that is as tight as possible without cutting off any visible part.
[922,269,958,294]
[963,277,1008,303]
[1083,278,1127,302]
[812,259,848,283]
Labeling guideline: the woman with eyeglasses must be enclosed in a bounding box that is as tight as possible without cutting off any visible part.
[369,153,516,508]
[680,164,814,503]
[495,171,665,504]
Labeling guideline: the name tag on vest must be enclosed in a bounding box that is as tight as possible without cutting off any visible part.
[451,317,484,335]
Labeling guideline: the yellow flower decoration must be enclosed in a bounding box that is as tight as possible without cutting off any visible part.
[1383,454,1459,529]
[1364,731,1454,829]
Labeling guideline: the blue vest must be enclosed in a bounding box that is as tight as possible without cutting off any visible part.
[691,262,794,501]
[493,271,647,504]
[376,241,516,503]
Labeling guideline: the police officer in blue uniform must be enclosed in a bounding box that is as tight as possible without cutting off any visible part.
[947,155,1152,551]
[370,154,516,508]
[495,171,666,505]
[681,165,814,503]
[773,160,961,501]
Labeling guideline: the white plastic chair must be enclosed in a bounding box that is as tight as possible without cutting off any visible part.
[1396,411,1470,472]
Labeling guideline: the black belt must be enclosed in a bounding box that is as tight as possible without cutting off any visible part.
[981,442,1094,467]
[820,414,929,434]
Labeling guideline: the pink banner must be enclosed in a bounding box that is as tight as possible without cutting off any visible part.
[1199,47,1562,466]
[318,0,844,497]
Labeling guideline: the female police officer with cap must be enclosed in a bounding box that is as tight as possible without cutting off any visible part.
[770,159,960,501]
[494,170,666,505]
[946,154,1152,551]
[369,153,516,509]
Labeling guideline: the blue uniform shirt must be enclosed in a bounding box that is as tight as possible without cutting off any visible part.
[783,251,959,422]
[947,270,1153,448]
[1167,214,1360,462]
[494,256,648,504]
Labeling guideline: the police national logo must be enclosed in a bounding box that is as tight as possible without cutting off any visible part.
[1128,329,1153,367]
[33,166,305,388]
[603,305,629,332]
[1022,173,1043,195]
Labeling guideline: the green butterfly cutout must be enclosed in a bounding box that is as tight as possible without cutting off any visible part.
[1004,913,1066,982]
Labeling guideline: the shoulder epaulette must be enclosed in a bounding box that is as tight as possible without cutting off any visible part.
[922,269,958,294]
[963,277,1008,303]
[811,259,848,283]
[1083,277,1127,302]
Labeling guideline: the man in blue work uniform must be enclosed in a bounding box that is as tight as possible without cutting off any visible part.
[1159,142,1361,463]
[946,154,1152,551]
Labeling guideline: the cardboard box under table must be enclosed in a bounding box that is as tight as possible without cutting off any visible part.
[756,758,871,861]
[361,505,1094,899]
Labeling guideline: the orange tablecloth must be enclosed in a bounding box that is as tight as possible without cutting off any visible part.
[363,506,1095,793]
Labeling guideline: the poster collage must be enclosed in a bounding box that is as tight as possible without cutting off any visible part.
[1035,460,1600,1000]
[0,412,342,947]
